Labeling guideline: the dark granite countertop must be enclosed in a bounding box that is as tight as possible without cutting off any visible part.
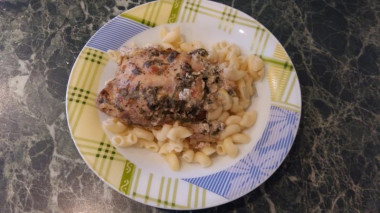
[0,0,378,212]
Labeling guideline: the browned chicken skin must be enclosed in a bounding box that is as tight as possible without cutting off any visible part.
[97,46,226,144]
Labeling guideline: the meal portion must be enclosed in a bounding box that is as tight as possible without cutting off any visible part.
[97,26,265,171]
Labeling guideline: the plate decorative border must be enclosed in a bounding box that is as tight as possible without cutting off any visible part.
[66,0,301,209]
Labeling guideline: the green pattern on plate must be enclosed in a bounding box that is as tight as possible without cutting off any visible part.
[119,160,136,195]
[168,0,184,23]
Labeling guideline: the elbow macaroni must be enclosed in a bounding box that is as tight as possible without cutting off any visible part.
[225,115,242,125]
[224,67,246,81]
[223,138,239,157]
[167,140,184,153]
[141,139,160,153]
[194,152,212,167]
[220,124,241,140]
[167,126,193,141]
[216,143,226,156]
[240,111,257,128]
[218,89,232,111]
[152,124,172,142]
[231,133,250,144]
[133,127,154,141]
[103,118,127,134]
[164,153,180,171]
[218,111,230,122]
[207,106,223,121]
[200,146,216,156]
[182,149,194,163]
[162,26,180,43]
[230,97,243,114]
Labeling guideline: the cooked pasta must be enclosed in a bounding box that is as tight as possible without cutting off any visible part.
[103,118,127,134]
[162,26,180,43]
[223,137,239,157]
[194,151,212,167]
[111,135,129,147]
[132,127,154,141]
[240,111,257,128]
[207,106,223,121]
[164,153,180,171]
[217,111,230,122]
[182,149,195,163]
[140,139,160,152]
[152,124,172,142]
[224,66,246,81]
[220,124,241,140]
[225,115,242,126]
[166,140,184,153]
[230,97,244,114]
[216,143,227,156]
[200,146,216,156]
[245,76,255,96]
[167,126,192,141]
[158,142,170,155]
[157,139,167,147]
[231,133,250,144]
[124,132,138,145]
[247,55,264,74]
[218,89,232,111]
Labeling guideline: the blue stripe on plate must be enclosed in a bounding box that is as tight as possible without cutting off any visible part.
[86,16,149,52]
[183,106,300,199]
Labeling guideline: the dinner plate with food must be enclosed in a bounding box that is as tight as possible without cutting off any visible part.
[66,0,301,210]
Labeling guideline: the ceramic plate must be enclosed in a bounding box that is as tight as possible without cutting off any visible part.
[66,0,301,210]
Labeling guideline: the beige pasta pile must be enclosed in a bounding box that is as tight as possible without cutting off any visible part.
[101,26,265,171]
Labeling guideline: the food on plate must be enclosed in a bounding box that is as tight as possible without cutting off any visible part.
[97,26,265,171]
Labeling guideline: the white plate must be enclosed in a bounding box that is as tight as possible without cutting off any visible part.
[66,0,301,210]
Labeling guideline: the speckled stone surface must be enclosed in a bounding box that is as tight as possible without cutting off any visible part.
[0,0,379,212]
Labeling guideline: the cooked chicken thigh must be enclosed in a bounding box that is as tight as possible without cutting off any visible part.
[97,46,226,143]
